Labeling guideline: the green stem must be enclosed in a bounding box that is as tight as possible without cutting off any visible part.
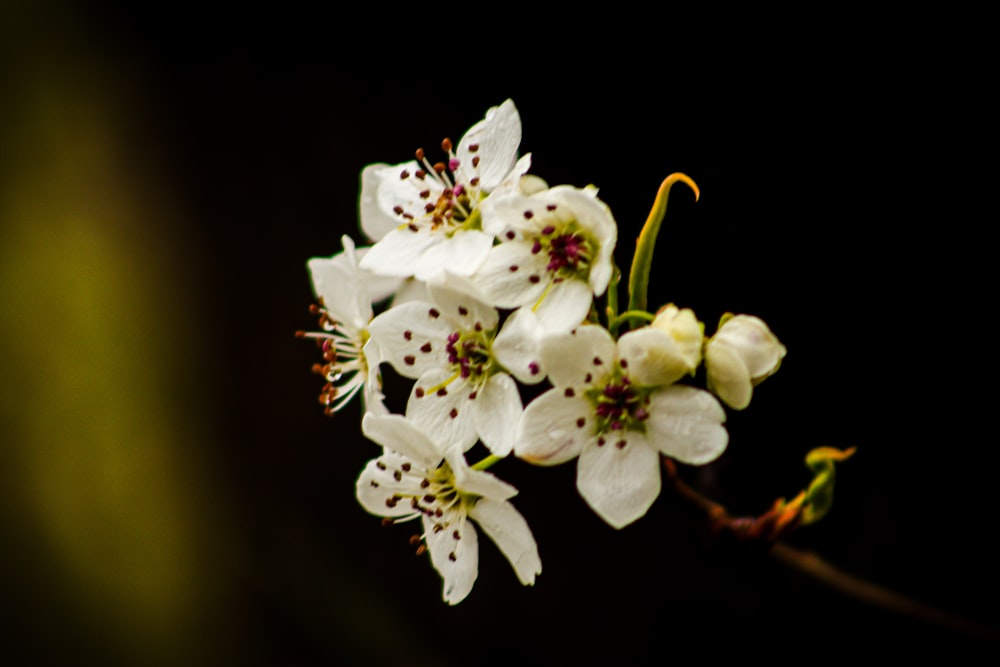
[605,262,621,328]
[627,173,700,313]
[471,454,502,471]
[609,310,655,336]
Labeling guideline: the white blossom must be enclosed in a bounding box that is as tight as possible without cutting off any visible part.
[367,273,545,456]
[515,324,728,528]
[357,413,541,605]
[359,100,531,281]
[301,235,395,416]
[472,185,617,333]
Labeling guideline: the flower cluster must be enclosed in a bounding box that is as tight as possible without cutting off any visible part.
[300,100,787,604]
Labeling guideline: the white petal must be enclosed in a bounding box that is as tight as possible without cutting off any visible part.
[388,278,431,307]
[492,307,546,384]
[471,373,522,457]
[714,315,786,380]
[358,225,440,279]
[705,341,753,410]
[359,162,407,241]
[617,327,691,387]
[307,254,370,332]
[472,241,549,309]
[576,436,661,529]
[541,324,616,389]
[426,273,499,332]
[531,279,593,334]
[361,413,442,469]
[515,389,591,465]
[645,386,729,465]
[424,513,479,605]
[413,229,494,281]
[355,452,428,518]
[406,369,479,452]
[446,451,519,501]
[361,338,389,416]
[367,301,454,379]
[456,99,521,192]
[480,154,535,223]
[469,497,541,586]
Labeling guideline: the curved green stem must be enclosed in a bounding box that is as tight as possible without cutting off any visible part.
[627,173,700,313]
[609,310,655,336]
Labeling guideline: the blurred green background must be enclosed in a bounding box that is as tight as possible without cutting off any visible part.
[1,3,994,664]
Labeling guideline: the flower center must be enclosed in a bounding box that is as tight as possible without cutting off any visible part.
[445,327,496,382]
[297,303,370,415]
[586,365,653,435]
[531,221,595,281]
[395,139,486,236]
[377,457,476,562]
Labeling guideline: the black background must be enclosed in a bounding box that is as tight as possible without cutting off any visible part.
[2,3,994,664]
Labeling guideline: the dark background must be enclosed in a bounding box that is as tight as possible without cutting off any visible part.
[2,3,994,664]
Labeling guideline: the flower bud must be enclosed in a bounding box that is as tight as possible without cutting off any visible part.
[705,314,786,410]
[650,304,704,372]
[618,304,703,387]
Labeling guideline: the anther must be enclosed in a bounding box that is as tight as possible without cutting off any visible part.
[415,544,427,556]
[409,534,422,545]
[441,137,453,152]
[415,148,425,161]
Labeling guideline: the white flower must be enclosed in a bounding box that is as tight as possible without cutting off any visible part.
[367,272,545,456]
[705,313,787,410]
[357,413,542,605]
[515,324,728,529]
[358,99,531,281]
[300,235,394,416]
[472,184,617,333]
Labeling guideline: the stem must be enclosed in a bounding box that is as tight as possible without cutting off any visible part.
[471,454,502,471]
[605,262,621,328]
[627,173,700,313]
[662,458,1000,642]
[609,310,655,336]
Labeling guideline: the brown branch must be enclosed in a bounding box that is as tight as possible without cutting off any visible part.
[663,457,1000,642]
